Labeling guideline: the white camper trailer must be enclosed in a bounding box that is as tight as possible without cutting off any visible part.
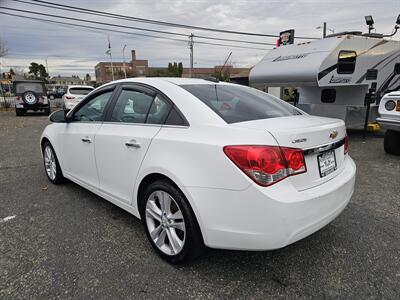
[250,31,400,127]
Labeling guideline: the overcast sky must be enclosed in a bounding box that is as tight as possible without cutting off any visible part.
[0,0,399,78]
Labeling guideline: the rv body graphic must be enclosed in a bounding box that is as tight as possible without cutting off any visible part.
[250,34,400,127]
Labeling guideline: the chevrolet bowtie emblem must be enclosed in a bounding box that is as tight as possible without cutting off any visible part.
[330,130,338,139]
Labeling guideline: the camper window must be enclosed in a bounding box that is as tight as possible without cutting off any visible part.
[337,51,357,74]
[321,89,336,103]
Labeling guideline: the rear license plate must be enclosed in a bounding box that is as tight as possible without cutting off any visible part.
[396,100,400,112]
[318,150,337,177]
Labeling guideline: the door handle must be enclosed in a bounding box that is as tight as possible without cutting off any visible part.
[125,140,141,149]
[81,137,92,143]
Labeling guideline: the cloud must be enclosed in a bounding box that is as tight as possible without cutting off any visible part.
[0,0,399,78]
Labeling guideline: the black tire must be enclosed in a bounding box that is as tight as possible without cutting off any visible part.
[44,106,51,116]
[141,179,204,264]
[384,130,400,155]
[42,141,65,184]
[15,108,25,116]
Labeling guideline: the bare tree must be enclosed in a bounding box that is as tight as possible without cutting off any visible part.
[0,38,8,57]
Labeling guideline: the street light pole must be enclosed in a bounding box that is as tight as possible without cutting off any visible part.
[122,44,127,79]
[188,33,194,78]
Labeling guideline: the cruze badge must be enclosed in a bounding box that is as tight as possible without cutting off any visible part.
[330,130,338,139]
[292,138,307,144]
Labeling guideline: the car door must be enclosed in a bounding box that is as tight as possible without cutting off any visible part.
[94,84,173,204]
[60,87,115,188]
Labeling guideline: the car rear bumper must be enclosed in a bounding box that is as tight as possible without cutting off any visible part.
[185,155,356,250]
[15,103,49,109]
[376,117,400,131]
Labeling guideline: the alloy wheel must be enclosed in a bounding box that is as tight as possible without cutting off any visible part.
[44,145,56,180]
[145,190,186,256]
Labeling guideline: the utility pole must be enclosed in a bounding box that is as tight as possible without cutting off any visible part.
[188,33,194,78]
[122,44,127,79]
[107,35,115,81]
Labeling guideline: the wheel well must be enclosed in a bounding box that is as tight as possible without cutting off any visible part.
[137,173,180,218]
[41,137,50,150]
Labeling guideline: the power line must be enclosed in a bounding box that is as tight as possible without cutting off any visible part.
[17,0,318,40]
[0,6,189,37]
[8,0,277,46]
[0,11,272,51]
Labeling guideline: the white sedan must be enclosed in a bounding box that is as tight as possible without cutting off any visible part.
[62,85,94,110]
[41,78,356,263]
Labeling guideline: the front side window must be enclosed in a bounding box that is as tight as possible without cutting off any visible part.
[337,50,357,74]
[73,91,113,122]
[180,84,301,124]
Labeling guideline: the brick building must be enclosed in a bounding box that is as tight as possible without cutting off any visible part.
[95,50,148,84]
[94,49,250,84]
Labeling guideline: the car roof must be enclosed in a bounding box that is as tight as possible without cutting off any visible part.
[101,77,231,88]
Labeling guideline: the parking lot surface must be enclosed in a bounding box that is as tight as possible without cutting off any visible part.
[0,111,399,299]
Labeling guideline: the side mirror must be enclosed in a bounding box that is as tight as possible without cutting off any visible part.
[49,109,71,123]
[394,63,400,75]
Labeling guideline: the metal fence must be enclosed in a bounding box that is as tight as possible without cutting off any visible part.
[0,96,16,108]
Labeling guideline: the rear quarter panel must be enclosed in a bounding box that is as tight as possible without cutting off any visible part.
[136,124,280,192]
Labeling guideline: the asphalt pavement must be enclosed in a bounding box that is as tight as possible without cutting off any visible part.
[0,111,399,299]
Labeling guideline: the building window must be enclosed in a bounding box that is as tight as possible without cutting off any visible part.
[337,50,357,74]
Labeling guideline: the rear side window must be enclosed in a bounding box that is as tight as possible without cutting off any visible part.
[180,84,301,124]
[165,107,186,126]
[15,82,44,94]
[69,87,94,95]
[337,50,357,74]
[111,89,154,124]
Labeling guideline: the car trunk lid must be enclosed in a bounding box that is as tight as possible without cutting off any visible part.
[231,115,347,190]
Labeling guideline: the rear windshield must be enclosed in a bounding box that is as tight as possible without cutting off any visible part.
[15,82,44,94]
[69,87,94,95]
[180,84,301,124]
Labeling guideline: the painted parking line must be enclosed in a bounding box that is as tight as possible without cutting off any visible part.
[0,215,16,223]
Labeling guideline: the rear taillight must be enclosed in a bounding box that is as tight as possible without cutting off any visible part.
[223,145,306,186]
[344,134,349,154]
[16,96,21,101]
[66,96,75,100]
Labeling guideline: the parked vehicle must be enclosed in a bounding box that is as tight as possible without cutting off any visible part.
[41,78,356,263]
[13,80,50,116]
[47,87,66,100]
[62,85,94,110]
[250,15,400,128]
[377,91,400,155]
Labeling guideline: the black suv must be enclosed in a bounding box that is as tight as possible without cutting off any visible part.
[13,80,51,116]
